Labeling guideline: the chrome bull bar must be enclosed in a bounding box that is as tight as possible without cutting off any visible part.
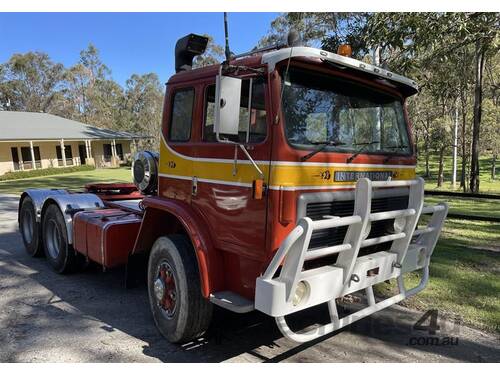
[255,178,448,342]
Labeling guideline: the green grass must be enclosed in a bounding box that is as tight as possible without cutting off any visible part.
[0,165,95,181]
[375,218,500,333]
[0,167,132,196]
[425,196,500,219]
[418,155,500,194]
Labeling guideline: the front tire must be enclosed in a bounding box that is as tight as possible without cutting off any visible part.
[19,196,43,257]
[42,203,79,273]
[147,235,213,343]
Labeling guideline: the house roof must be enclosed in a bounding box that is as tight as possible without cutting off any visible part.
[0,111,149,141]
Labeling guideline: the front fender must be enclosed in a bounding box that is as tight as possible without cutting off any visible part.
[132,196,223,297]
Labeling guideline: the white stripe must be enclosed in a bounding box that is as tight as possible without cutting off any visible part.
[159,173,358,191]
[268,184,356,191]
[162,136,414,170]
[269,161,414,169]
[159,173,253,188]
[158,173,192,181]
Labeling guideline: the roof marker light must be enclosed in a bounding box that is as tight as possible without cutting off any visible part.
[337,44,352,57]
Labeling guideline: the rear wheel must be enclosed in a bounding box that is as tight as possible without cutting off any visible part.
[147,235,213,343]
[19,196,43,257]
[42,203,79,273]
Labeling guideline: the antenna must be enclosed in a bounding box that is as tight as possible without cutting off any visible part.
[223,12,231,62]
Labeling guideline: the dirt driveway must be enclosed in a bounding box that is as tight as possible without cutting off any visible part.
[0,193,498,362]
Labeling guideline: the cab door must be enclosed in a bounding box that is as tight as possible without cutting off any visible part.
[191,77,272,261]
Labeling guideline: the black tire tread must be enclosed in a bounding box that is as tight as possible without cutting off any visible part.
[19,196,43,257]
[148,234,212,343]
[42,203,79,274]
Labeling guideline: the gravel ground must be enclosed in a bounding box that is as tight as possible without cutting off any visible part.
[0,193,498,362]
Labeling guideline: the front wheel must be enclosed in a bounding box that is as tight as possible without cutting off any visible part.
[147,235,212,343]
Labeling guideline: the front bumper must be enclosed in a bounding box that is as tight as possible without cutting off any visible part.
[255,178,448,342]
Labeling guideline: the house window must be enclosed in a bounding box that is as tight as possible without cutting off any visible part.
[56,145,73,166]
[169,88,194,142]
[20,146,41,169]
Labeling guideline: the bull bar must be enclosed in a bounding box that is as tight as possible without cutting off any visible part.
[255,178,448,342]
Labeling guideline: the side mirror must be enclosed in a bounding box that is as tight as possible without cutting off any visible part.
[215,74,242,140]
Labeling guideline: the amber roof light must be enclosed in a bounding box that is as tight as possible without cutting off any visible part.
[337,44,352,57]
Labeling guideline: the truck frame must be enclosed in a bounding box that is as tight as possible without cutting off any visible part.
[18,33,448,344]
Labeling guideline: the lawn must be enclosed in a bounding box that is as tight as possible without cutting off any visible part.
[0,167,132,196]
[425,195,500,219]
[418,155,500,194]
[418,154,500,218]
[375,217,500,334]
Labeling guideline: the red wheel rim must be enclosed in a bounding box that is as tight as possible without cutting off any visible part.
[154,261,178,319]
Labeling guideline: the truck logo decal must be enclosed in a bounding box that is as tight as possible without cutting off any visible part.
[334,171,393,182]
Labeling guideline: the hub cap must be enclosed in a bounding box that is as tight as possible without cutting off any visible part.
[154,261,177,319]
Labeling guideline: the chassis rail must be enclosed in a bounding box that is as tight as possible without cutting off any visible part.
[255,178,448,342]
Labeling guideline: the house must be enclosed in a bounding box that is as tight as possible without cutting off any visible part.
[0,111,149,176]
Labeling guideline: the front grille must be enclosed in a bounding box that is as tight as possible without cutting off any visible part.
[306,195,409,256]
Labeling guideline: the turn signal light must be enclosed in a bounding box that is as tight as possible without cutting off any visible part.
[337,44,352,57]
[253,179,264,200]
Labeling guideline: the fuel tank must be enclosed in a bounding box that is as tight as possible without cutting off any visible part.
[73,209,142,268]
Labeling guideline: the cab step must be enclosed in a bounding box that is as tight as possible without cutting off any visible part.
[209,291,254,313]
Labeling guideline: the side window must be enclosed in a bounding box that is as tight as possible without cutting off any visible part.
[203,78,267,143]
[169,88,195,142]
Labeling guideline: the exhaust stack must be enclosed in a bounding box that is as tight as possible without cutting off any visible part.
[174,33,209,73]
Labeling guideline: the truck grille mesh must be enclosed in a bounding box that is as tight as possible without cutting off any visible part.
[306,195,409,255]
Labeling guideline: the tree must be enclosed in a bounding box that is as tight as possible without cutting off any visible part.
[0,52,66,113]
[364,12,499,192]
[122,73,164,150]
[192,35,224,68]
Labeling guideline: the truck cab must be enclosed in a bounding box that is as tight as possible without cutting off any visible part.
[18,34,448,344]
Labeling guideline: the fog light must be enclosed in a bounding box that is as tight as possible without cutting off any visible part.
[292,281,309,306]
[393,217,407,233]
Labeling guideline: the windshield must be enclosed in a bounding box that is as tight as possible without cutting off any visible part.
[281,67,411,155]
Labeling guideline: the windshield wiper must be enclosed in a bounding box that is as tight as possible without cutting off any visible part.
[346,141,380,163]
[301,140,346,162]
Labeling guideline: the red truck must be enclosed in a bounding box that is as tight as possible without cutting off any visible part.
[18,33,448,344]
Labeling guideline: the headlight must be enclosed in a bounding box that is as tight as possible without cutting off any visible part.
[292,281,309,306]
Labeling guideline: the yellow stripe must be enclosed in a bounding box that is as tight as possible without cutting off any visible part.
[159,138,416,188]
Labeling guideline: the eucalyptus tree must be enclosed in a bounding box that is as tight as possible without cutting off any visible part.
[366,12,499,192]
[192,35,225,68]
[122,73,164,150]
[0,52,66,113]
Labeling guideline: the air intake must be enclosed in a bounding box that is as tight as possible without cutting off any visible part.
[174,33,209,73]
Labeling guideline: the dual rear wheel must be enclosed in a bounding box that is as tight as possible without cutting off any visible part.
[19,199,81,273]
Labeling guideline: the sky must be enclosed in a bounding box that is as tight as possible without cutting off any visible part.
[0,12,280,85]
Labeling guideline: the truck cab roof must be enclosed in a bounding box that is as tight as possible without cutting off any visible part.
[168,46,418,97]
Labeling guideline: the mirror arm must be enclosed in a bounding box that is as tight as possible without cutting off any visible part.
[246,78,253,144]
[232,144,238,176]
[239,144,264,179]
